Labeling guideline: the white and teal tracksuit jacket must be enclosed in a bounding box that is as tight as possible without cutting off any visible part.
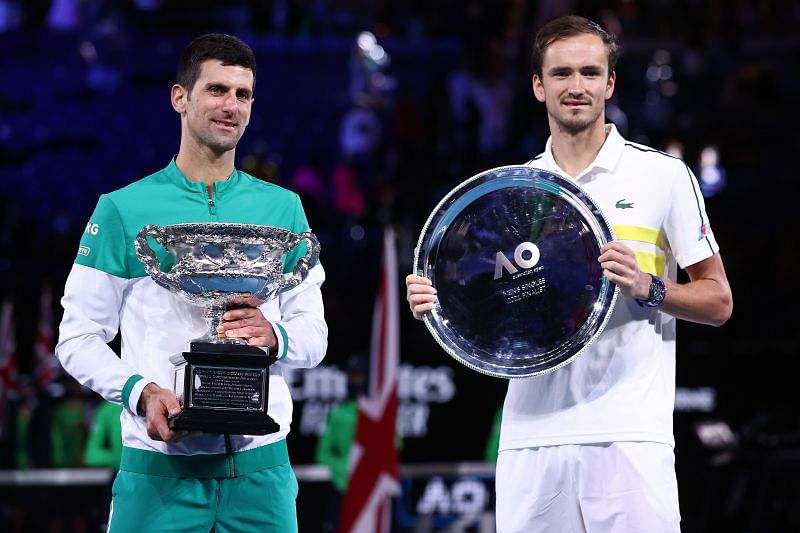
[56,159,327,476]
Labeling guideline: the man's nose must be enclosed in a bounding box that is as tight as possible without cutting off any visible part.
[221,92,238,112]
[568,73,585,94]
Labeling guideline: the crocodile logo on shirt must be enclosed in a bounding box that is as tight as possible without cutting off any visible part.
[615,199,634,209]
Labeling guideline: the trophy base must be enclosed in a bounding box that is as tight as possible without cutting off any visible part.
[169,409,280,436]
[170,341,279,435]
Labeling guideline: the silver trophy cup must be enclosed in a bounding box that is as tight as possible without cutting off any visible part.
[135,222,320,343]
[134,222,320,434]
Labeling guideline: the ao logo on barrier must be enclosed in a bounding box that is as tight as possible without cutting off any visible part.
[494,241,540,280]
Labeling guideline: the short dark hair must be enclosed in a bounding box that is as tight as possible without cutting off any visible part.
[176,33,257,93]
[532,15,619,78]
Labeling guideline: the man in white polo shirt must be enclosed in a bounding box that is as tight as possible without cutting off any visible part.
[406,15,732,532]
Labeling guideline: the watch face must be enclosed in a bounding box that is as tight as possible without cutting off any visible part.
[414,165,618,378]
[649,277,658,301]
[645,274,666,307]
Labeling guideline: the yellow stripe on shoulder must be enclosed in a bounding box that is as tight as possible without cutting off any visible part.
[633,250,666,277]
[613,225,665,249]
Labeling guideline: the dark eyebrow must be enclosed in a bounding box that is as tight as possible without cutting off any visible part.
[547,64,604,76]
[206,83,253,97]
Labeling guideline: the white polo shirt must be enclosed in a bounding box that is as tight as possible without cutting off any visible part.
[499,124,719,450]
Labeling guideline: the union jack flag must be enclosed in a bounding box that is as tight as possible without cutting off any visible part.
[339,228,400,533]
[0,300,17,437]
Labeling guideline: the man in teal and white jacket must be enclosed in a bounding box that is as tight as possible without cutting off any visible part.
[56,33,327,533]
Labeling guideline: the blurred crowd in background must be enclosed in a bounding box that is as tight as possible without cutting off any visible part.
[0,0,799,531]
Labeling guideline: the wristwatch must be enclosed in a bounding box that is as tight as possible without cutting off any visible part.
[637,273,667,308]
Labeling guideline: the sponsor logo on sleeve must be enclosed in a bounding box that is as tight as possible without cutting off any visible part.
[698,223,708,240]
[78,246,91,256]
[84,222,100,236]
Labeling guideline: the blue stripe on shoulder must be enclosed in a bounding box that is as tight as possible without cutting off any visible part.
[681,163,716,255]
[623,143,680,160]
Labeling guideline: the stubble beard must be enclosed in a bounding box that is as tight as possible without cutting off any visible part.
[553,107,602,136]
[211,136,240,154]
[199,127,243,156]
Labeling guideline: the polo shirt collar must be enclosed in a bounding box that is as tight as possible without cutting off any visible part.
[163,157,241,194]
[539,123,625,181]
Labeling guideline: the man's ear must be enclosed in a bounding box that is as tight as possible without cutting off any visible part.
[605,70,616,100]
[171,84,187,114]
[532,74,545,103]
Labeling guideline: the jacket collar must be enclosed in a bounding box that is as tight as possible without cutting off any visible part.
[161,157,241,195]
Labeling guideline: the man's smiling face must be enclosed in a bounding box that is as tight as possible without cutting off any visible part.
[177,59,254,155]
[533,33,615,135]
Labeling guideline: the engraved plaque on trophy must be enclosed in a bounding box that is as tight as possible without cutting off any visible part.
[135,222,320,434]
[414,165,618,378]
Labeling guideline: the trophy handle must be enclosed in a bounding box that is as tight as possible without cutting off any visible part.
[134,224,179,291]
[279,231,320,294]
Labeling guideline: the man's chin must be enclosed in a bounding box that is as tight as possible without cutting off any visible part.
[558,121,592,135]
[209,136,241,154]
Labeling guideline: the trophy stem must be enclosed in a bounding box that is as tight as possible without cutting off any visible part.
[203,305,224,340]
[200,304,247,345]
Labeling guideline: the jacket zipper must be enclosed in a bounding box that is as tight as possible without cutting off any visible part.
[206,185,217,216]
[224,434,235,477]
